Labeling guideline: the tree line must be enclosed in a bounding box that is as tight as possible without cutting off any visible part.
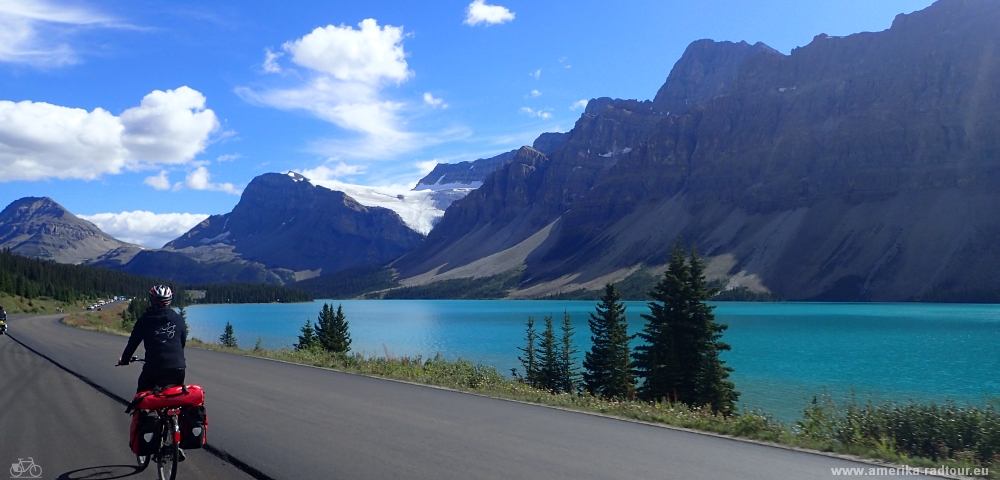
[192,282,312,304]
[0,249,312,306]
[0,248,177,303]
[517,244,740,415]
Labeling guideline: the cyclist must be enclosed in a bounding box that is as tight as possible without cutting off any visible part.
[0,307,7,335]
[118,285,187,393]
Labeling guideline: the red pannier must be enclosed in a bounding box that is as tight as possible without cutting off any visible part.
[133,385,205,410]
[129,410,159,455]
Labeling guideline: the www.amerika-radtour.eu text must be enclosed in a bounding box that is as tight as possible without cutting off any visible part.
[831,465,989,477]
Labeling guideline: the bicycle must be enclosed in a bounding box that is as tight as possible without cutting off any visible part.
[117,357,204,480]
[9,457,42,478]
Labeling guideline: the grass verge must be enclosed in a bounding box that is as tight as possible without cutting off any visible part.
[64,313,996,478]
[1,292,76,315]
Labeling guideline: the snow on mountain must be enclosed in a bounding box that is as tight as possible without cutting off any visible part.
[296,174,474,235]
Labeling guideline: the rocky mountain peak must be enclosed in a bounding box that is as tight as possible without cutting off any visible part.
[0,196,142,265]
[414,150,518,190]
[164,171,424,274]
[3,197,68,220]
[651,39,780,114]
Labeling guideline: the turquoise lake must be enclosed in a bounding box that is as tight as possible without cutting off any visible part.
[185,300,1000,422]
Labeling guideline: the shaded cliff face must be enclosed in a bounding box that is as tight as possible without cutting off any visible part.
[166,172,425,274]
[396,0,1000,301]
[0,197,143,265]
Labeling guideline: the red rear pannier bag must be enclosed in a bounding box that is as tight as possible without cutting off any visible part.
[129,410,158,455]
[133,385,204,410]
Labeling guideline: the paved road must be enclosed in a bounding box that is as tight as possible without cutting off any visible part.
[4,314,942,480]
[0,315,253,480]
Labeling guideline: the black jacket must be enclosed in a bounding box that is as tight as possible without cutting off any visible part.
[121,306,187,371]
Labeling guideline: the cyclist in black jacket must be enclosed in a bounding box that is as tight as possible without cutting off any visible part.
[118,285,187,393]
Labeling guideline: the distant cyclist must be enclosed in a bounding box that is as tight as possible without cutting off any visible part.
[118,285,187,393]
[0,307,7,335]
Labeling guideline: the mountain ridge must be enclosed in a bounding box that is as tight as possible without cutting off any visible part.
[393,0,1000,301]
[0,197,144,266]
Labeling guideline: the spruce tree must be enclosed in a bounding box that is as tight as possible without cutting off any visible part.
[295,318,318,351]
[537,315,560,391]
[517,316,538,386]
[633,243,689,403]
[315,303,351,353]
[329,304,351,353]
[558,310,578,394]
[219,321,238,348]
[687,250,739,414]
[583,283,635,399]
[632,243,739,414]
[178,305,189,333]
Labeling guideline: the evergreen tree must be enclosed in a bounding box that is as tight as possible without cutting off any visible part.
[558,310,578,394]
[254,336,264,352]
[633,243,689,403]
[220,321,238,348]
[583,283,635,399]
[330,304,351,353]
[536,315,560,391]
[120,297,148,332]
[295,318,318,351]
[632,243,739,414]
[178,305,189,333]
[517,316,538,386]
[314,303,351,353]
[687,250,739,414]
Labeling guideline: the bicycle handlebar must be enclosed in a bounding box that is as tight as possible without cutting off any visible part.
[115,355,145,367]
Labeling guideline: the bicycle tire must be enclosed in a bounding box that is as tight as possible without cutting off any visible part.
[157,416,179,480]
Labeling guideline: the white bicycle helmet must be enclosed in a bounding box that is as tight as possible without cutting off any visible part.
[149,285,173,307]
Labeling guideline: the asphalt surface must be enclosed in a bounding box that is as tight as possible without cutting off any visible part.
[3,314,945,480]
[0,315,253,480]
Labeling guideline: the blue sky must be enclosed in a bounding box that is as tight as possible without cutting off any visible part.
[0,0,935,247]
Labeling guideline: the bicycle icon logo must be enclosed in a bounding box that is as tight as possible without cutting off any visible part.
[9,458,42,478]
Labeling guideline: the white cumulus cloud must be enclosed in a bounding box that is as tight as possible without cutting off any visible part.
[423,92,447,109]
[238,19,431,160]
[530,89,541,97]
[120,87,220,164]
[0,0,116,66]
[570,99,589,111]
[79,211,210,248]
[520,107,552,119]
[0,86,219,182]
[285,19,411,84]
[185,166,240,195]
[529,69,541,79]
[464,0,515,26]
[144,170,171,190]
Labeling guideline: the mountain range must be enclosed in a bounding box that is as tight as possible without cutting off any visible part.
[3,0,999,301]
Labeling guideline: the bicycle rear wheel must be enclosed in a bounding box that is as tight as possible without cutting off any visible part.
[157,416,179,480]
